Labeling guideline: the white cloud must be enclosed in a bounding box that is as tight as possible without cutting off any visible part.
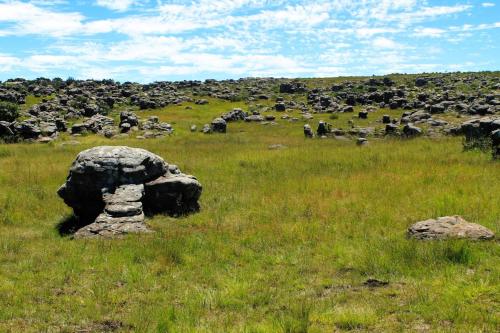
[412,21,500,39]
[413,27,446,37]
[0,0,497,80]
[95,0,138,12]
[453,22,500,31]
[355,27,401,38]
[0,0,476,38]
[381,4,472,24]
[372,37,400,49]
[0,1,84,37]
[481,3,495,7]
[0,54,21,72]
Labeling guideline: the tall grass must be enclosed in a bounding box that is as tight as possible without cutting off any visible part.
[0,100,498,332]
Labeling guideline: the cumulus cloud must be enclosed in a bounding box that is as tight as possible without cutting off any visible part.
[413,27,446,37]
[0,1,84,37]
[95,0,138,11]
[372,37,400,49]
[0,0,497,80]
[0,54,21,72]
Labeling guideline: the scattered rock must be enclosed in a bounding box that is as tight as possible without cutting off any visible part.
[403,124,422,137]
[275,102,286,112]
[304,124,313,138]
[245,114,264,122]
[222,108,247,121]
[363,279,389,288]
[316,120,330,136]
[357,137,368,145]
[279,81,307,94]
[202,124,212,134]
[268,144,287,150]
[141,116,173,134]
[211,117,227,133]
[407,216,494,240]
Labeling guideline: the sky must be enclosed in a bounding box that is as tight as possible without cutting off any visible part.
[0,0,499,83]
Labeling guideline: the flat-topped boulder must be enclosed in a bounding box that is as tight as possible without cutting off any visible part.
[58,146,202,238]
[407,216,494,240]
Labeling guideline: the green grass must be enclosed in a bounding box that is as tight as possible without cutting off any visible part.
[0,100,499,332]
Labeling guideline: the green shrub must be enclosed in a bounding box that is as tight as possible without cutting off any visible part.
[0,102,19,122]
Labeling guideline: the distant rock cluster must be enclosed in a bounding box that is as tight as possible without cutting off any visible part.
[0,74,498,155]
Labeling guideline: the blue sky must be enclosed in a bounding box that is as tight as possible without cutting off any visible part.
[0,0,499,82]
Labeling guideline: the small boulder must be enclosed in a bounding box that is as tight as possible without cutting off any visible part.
[244,114,264,122]
[195,99,209,105]
[358,111,368,119]
[316,120,330,136]
[385,123,398,134]
[202,124,212,134]
[275,102,286,112]
[407,216,494,240]
[403,124,422,137]
[211,117,227,133]
[356,137,368,146]
[221,108,247,121]
[303,124,314,138]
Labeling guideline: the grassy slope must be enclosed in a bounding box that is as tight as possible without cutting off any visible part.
[0,99,499,332]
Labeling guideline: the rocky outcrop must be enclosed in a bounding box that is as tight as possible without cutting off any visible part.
[58,146,202,238]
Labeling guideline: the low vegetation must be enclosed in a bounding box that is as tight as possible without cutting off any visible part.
[0,101,19,122]
[0,99,498,331]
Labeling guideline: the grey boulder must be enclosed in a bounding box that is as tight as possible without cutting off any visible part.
[58,146,202,238]
[407,216,494,240]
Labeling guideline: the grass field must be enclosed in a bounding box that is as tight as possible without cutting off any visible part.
[0,100,499,332]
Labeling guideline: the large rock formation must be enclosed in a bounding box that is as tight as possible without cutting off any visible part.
[58,146,202,238]
[407,216,495,240]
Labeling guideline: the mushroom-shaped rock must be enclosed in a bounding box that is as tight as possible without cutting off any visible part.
[407,216,494,240]
[58,146,202,238]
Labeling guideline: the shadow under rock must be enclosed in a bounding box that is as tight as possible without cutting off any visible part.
[56,214,92,237]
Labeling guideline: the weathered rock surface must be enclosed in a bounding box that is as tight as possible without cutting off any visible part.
[58,146,202,238]
[407,216,495,240]
[74,184,148,238]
